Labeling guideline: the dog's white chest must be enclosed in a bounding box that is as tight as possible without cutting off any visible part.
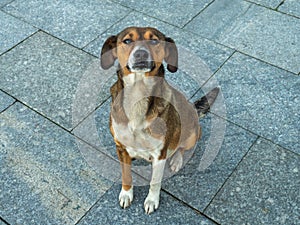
[112,72,165,160]
[112,119,164,161]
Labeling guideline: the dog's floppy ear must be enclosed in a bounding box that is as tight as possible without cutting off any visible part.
[101,35,117,70]
[164,37,178,73]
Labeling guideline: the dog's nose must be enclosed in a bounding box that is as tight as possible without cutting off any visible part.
[134,49,149,61]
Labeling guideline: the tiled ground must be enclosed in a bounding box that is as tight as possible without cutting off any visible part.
[0,0,299,225]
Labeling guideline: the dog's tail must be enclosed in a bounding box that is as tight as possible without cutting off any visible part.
[194,87,220,118]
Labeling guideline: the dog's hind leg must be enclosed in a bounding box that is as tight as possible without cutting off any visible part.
[169,148,184,172]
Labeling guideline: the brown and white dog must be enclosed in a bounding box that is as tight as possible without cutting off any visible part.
[100,27,219,214]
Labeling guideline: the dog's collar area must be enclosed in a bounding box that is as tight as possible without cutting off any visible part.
[122,71,161,87]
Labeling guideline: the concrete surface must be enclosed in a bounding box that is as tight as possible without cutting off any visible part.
[0,0,299,224]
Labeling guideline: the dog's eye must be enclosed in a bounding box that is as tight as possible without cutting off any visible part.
[123,39,133,45]
[149,39,159,45]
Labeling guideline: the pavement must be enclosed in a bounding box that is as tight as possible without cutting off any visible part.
[0,0,299,224]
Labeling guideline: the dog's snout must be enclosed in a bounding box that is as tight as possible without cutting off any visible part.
[134,49,149,61]
[128,47,154,72]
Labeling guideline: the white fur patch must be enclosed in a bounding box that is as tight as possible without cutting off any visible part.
[144,189,160,214]
[119,186,133,208]
[127,46,152,73]
[144,159,166,214]
[112,118,164,161]
[113,71,164,161]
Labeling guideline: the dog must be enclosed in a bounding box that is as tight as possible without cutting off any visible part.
[100,27,219,214]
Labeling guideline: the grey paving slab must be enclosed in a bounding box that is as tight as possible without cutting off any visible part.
[185,0,252,41]
[247,0,282,8]
[163,114,257,211]
[2,0,131,48]
[73,98,113,153]
[279,0,300,18]
[0,90,14,112]
[185,0,300,74]
[200,52,299,154]
[0,0,12,7]
[0,11,37,54]
[0,219,7,225]
[205,138,300,225]
[0,103,113,224]
[77,184,216,225]
[114,0,213,28]
[0,31,111,130]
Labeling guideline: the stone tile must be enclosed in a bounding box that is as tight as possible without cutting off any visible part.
[114,0,213,28]
[205,138,300,224]
[0,219,8,225]
[73,98,114,153]
[163,114,257,211]
[84,11,233,94]
[0,31,113,130]
[185,1,300,74]
[0,90,14,112]
[0,103,113,224]
[247,0,282,8]
[2,0,131,48]
[185,0,252,41]
[0,0,12,7]
[77,184,216,225]
[279,0,300,18]
[202,52,299,154]
[0,11,37,54]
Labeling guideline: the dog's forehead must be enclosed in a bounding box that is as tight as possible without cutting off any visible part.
[117,27,165,40]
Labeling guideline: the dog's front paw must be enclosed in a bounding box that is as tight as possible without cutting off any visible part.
[119,187,133,209]
[144,192,160,214]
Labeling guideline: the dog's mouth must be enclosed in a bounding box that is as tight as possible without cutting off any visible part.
[127,61,155,73]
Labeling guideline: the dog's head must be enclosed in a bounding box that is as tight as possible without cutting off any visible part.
[100,27,178,76]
